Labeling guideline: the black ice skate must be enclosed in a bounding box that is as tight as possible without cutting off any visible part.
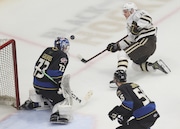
[152,59,171,74]
[50,112,69,124]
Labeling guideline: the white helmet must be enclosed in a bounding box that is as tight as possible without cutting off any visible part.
[122,2,137,11]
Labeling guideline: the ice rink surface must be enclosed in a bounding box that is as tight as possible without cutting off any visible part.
[0,0,180,129]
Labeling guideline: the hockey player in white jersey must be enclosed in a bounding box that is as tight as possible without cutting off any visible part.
[106,2,171,88]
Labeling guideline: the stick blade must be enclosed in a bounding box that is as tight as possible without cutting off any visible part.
[81,58,88,63]
[84,90,93,101]
[77,54,88,63]
[81,90,93,105]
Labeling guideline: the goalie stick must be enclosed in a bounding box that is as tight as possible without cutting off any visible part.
[78,35,128,63]
[42,71,93,105]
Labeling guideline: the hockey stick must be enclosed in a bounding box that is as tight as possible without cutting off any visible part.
[79,35,128,63]
[42,71,92,105]
[79,49,107,63]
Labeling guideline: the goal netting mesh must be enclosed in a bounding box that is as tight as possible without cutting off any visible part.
[0,39,20,109]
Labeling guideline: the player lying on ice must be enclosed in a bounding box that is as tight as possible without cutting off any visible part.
[20,37,92,124]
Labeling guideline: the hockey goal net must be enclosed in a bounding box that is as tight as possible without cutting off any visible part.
[0,39,20,109]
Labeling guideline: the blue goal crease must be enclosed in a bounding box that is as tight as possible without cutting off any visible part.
[0,110,94,129]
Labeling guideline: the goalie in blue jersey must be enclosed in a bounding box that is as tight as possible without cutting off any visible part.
[21,37,72,124]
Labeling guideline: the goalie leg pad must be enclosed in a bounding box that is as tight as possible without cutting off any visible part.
[50,112,69,124]
[29,89,44,106]
[50,101,72,124]
[21,89,50,110]
[58,104,72,122]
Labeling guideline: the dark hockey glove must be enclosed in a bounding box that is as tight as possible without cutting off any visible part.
[108,106,120,120]
[130,21,141,35]
[117,115,124,124]
[107,43,120,53]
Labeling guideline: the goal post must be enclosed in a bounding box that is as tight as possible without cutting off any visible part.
[0,39,20,109]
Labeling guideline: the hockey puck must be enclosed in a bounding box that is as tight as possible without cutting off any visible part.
[70,35,75,40]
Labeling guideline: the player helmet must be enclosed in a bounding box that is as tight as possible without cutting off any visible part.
[114,70,127,83]
[122,2,137,11]
[54,37,70,53]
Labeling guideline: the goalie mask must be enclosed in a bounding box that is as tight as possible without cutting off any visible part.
[114,70,127,83]
[54,37,70,53]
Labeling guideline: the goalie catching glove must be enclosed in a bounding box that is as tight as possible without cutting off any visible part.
[106,43,121,52]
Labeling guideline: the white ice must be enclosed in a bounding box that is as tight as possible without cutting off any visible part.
[0,0,180,129]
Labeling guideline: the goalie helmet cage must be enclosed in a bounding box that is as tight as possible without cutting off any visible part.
[0,39,20,109]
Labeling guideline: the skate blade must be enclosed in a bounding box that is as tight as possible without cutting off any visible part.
[50,120,69,124]
[158,59,171,74]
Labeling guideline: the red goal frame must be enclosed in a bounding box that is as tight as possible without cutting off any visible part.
[0,39,20,109]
